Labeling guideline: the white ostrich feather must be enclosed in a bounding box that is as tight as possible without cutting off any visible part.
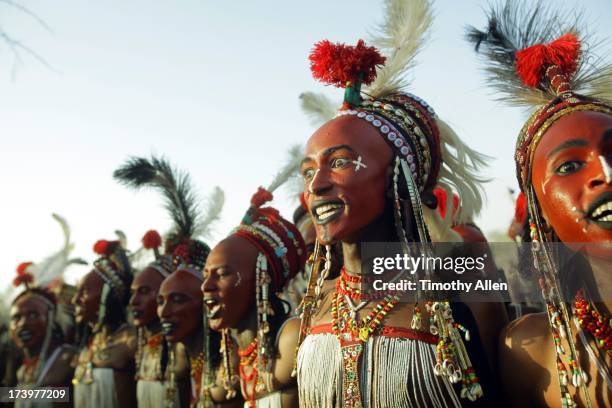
[115,229,128,249]
[31,214,86,288]
[198,186,225,239]
[299,92,338,126]
[365,0,434,98]
[267,144,304,194]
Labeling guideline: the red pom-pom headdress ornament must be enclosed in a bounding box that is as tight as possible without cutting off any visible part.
[14,262,35,289]
[139,229,174,278]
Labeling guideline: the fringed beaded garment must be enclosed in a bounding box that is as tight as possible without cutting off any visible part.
[297,324,463,408]
[74,367,119,408]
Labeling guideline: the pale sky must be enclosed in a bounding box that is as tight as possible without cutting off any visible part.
[1,0,611,292]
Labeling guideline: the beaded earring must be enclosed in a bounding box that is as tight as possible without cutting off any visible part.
[526,186,588,407]
[292,239,329,376]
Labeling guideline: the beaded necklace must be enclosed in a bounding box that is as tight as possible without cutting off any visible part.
[190,351,205,407]
[331,285,399,408]
[21,355,40,384]
[72,327,111,385]
[135,330,164,381]
[336,267,393,302]
[574,289,611,357]
[238,339,260,408]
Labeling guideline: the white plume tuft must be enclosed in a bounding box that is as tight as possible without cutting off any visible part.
[365,0,434,98]
[31,214,86,288]
[267,144,304,194]
[198,186,225,239]
[115,230,128,249]
[299,92,338,126]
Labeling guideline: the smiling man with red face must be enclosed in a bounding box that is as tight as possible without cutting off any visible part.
[470,2,612,406]
[532,111,612,251]
[301,115,392,245]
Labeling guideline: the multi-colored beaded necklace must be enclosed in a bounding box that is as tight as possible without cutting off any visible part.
[574,289,611,357]
[190,351,205,407]
[331,281,399,408]
[336,267,393,302]
[135,330,164,381]
[238,338,261,408]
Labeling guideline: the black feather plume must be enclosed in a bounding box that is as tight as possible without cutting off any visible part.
[464,0,596,107]
[113,156,201,241]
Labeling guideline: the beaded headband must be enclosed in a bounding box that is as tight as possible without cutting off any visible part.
[336,91,441,191]
[141,230,175,279]
[232,188,306,293]
[92,239,131,300]
[12,264,57,311]
[94,258,128,300]
[516,94,612,191]
[172,239,211,282]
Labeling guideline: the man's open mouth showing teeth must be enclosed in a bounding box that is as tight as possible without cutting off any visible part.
[204,299,222,319]
[161,322,176,335]
[313,201,344,224]
[590,201,612,221]
[587,192,612,229]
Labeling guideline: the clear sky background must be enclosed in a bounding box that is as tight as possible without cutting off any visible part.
[1,0,611,291]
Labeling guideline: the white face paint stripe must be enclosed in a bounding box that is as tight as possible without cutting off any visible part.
[599,155,612,184]
[352,156,367,171]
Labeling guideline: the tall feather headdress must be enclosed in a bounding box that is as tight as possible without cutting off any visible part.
[303,0,488,224]
[466,0,612,108]
[114,155,223,272]
[22,213,86,289]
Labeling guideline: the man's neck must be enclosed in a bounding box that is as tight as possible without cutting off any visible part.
[230,310,258,351]
[342,211,397,277]
[182,326,204,360]
[143,320,162,338]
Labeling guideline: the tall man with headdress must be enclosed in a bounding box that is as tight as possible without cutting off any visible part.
[114,155,239,407]
[9,266,76,407]
[7,214,82,405]
[469,0,612,406]
[71,238,137,408]
[203,153,307,407]
[294,0,503,406]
